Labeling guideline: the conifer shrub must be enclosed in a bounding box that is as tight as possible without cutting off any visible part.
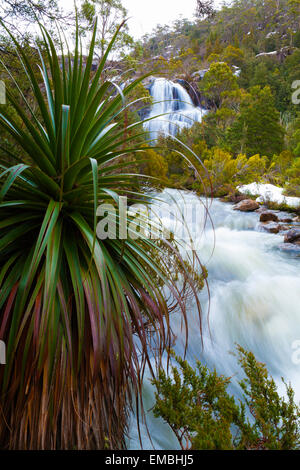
[152,346,300,450]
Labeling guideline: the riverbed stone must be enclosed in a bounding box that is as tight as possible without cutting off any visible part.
[255,206,268,213]
[284,229,300,244]
[260,212,279,222]
[223,193,248,203]
[233,199,260,212]
[278,224,291,232]
[278,243,300,253]
[260,222,280,234]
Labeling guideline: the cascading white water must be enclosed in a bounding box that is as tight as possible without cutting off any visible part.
[128,189,300,449]
[144,78,206,141]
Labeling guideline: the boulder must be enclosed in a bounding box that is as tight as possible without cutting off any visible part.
[284,229,300,244]
[279,217,293,223]
[260,222,280,234]
[260,212,279,222]
[233,199,260,212]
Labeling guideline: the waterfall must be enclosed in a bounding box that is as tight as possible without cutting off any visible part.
[144,78,206,141]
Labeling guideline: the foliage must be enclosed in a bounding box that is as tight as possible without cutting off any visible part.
[79,0,133,58]
[137,147,168,186]
[268,150,294,186]
[0,0,68,35]
[199,62,238,109]
[222,45,245,67]
[192,148,267,196]
[288,114,300,157]
[227,86,285,157]
[201,88,248,147]
[0,34,43,164]
[284,157,300,195]
[152,346,300,450]
[0,20,202,449]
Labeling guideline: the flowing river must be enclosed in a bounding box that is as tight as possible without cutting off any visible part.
[128,189,300,449]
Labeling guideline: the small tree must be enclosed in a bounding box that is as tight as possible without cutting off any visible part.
[80,0,133,58]
[222,45,245,68]
[152,346,300,450]
[0,0,69,36]
[200,62,238,109]
[285,157,300,196]
[268,150,294,186]
[227,86,285,157]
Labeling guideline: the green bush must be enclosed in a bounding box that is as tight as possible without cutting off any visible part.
[284,157,300,196]
[152,346,300,450]
[192,148,267,196]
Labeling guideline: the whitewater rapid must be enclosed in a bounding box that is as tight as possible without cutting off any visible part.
[128,189,300,450]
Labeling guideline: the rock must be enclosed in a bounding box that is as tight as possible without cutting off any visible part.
[284,229,300,244]
[260,222,280,234]
[142,75,155,88]
[255,206,268,213]
[260,212,279,222]
[192,69,209,80]
[278,224,291,232]
[223,193,249,204]
[278,243,300,253]
[233,199,260,212]
[234,195,248,203]
[255,46,296,61]
[293,216,300,223]
[138,106,151,120]
[279,217,293,223]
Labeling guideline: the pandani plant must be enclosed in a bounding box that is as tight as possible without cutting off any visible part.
[0,19,204,449]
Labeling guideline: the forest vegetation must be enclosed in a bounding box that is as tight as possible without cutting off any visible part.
[0,0,300,450]
[122,0,300,200]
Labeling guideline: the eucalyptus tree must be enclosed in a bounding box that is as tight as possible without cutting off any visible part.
[79,0,133,59]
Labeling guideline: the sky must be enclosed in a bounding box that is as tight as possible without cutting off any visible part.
[122,0,198,38]
[61,0,209,39]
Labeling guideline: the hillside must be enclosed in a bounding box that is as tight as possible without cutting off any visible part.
[120,0,300,200]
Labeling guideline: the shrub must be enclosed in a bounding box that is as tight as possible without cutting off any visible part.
[268,150,294,186]
[152,346,300,450]
[192,149,266,196]
[284,157,300,197]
